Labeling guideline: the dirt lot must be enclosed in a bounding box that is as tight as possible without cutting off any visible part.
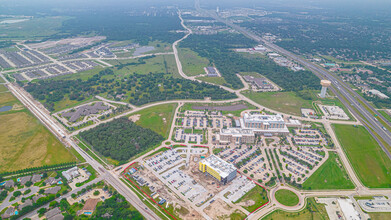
[134,164,200,219]
[129,114,140,122]
[204,199,233,220]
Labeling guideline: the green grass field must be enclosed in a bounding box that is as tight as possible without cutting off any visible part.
[262,198,329,220]
[0,90,76,173]
[369,212,391,220]
[196,76,228,86]
[0,77,5,83]
[180,101,256,117]
[229,210,247,220]
[178,47,209,76]
[0,16,69,40]
[275,189,299,206]
[242,91,314,116]
[242,90,351,118]
[302,152,355,190]
[333,124,391,188]
[0,84,8,92]
[234,185,269,212]
[379,110,391,123]
[130,103,177,138]
[104,54,178,77]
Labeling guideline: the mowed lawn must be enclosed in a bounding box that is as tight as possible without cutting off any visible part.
[0,91,76,173]
[130,103,177,138]
[234,185,269,212]
[302,152,355,190]
[333,124,391,188]
[196,76,227,86]
[275,189,299,206]
[263,198,329,220]
[178,47,209,76]
[242,91,313,116]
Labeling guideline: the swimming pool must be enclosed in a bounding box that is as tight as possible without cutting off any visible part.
[84,212,92,215]
[0,182,5,186]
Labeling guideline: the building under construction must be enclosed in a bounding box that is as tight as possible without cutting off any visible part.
[199,155,237,184]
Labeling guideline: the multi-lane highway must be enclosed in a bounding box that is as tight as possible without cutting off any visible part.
[6,83,163,220]
[194,0,391,158]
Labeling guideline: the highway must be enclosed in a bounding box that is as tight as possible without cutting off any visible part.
[194,0,391,159]
[6,83,163,220]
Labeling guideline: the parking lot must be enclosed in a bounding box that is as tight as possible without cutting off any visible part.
[218,146,272,183]
[145,149,184,174]
[219,175,255,202]
[163,167,210,205]
[293,128,327,146]
[278,145,326,183]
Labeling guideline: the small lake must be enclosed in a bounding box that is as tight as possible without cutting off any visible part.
[133,46,155,56]
[0,106,12,112]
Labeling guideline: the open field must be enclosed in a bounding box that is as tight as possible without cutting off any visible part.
[262,198,329,220]
[242,91,314,116]
[0,90,76,173]
[129,103,177,138]
[302,152,355,190]
[369,212,391,220]
[104,54,178,77]
[379,110,391,123]
[178,47,209,76]
[234,185,269,212]
[333,124,391,188]
[0,84,8,92]
[181,100,256,117]
[0,16,70,40]
[0,77,5,83]
[242,90,351,118]
[275,189,299,206]
[196,76,228,86]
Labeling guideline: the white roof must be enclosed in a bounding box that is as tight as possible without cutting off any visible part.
[220,128,254,136]
[200,155,236,178]
[337,199,360,220]
[243,113,284,123]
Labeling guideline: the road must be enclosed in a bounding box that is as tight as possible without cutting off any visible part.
[194,0,391,160]
[6,83,163,220]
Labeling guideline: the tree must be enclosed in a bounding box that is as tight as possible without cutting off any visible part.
[50,201,59,208]
[25,181,33,187]
[37,208,47,216]
[93,190,100,196]
[13,191,22,197]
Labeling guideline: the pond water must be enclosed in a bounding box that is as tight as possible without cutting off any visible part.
[133,46,155,56]
[0,106,12,112]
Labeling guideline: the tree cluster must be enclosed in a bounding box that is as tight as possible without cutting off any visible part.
[80,118,164,163]
[180,33,320,90]
[25,68,236,111]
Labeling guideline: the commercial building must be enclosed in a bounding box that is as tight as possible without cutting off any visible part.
[242,75,276,91]
[337,199,361,220]
[218,128,255,145]
[240,113,289,135]
[62,167,80,182]
[205,66,219,77]
[369,89,389,99]
[199,155,237,184]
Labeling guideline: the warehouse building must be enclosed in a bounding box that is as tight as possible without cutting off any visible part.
[218,128,255,145]
[204,66,219,77]
[199,155,237,184]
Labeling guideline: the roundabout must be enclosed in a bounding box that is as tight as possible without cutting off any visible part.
[275,189,300,207]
